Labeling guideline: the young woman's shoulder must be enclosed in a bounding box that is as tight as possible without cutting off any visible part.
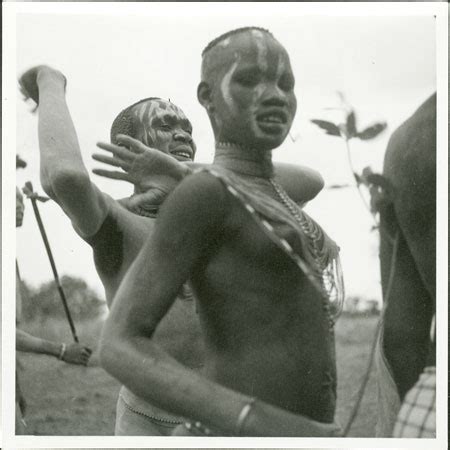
[177,170,227,201]
[159,170,229,222]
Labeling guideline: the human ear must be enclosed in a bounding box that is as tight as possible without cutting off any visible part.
[197,81,214,113]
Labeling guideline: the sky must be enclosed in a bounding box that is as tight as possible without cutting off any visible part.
[12,6,437,305]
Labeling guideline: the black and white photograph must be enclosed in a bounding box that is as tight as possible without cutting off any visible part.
[2,2,448,448]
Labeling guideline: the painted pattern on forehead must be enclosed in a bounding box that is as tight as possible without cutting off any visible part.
[276,51,288,79]
[131,100,189,147]
[132,100,186,124]
[251,30,269,73]
[225,30,284,78]
[218,37,231,49]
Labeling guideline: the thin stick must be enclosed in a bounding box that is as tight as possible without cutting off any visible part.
[29,197,79,343]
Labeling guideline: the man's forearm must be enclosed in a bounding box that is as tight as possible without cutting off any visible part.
[37,70,90,196]
[16,329,61,357]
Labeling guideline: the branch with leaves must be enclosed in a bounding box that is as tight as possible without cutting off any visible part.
[311,97,394,435]
[311,101,388,229]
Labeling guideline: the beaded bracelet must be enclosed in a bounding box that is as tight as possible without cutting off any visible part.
[58,343,66,360]
[184,420,213,436]
[236,397,256,436]
[184,397,257,436]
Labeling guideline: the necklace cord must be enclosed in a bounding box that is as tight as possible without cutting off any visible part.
[269,179,345,324]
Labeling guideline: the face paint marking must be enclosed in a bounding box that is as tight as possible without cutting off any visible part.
[133,102,160,146]
[218,37,231,48]
[276,54,287,78]
[134,102,146,123]
[251,30,269,73]
[157,100,167,110]
[131,100,194,153]
[220,60,239,109]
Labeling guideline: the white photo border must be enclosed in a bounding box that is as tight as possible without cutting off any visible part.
[3,2,448,448]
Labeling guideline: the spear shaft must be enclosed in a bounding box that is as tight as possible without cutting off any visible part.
[29,197,79,343]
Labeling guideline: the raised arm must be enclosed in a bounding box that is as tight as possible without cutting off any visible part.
[19,66,108,237]
[100,172,339,436]
[93,135,324,207]
[92,134,200,207]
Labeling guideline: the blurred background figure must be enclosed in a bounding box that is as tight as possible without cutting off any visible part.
[16,160,92,434]
[375,94,436,438]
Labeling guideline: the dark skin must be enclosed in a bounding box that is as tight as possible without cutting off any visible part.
[19,65,325,369]
[18,66,204,367]
[100,30,339,436]
[16,187,92,366]
[379,93,436,400]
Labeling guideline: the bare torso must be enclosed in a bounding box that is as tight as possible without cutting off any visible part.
[185,171,336,422]
[83,194,204,368]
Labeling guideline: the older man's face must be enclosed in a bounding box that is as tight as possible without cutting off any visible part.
[131,99,196,162]
[124,100,197,217]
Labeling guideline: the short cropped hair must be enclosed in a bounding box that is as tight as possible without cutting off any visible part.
[110,97,161,144]
[202,26,273,57]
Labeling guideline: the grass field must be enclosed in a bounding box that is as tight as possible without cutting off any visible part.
[17,313,379,436]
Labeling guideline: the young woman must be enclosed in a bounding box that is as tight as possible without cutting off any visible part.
[100,27,344,436]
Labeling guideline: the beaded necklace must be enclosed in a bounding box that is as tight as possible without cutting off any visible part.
[269,179,344,324]
[213,142,344,327]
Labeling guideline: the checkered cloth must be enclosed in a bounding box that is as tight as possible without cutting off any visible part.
[393,367,436,438]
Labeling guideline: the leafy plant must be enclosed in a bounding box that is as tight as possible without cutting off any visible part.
[311,96,388,227]
[16,155,27,169]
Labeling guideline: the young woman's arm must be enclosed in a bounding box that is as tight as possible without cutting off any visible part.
[100,172,247,430]
[100,172,339,436]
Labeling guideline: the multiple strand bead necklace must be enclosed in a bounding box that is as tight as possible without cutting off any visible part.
[215,142,344,328]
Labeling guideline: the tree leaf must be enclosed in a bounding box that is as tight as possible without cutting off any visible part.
[346,110,357,138]
[22,182,34,197]
[310,119,341,137]
[327,183,351,189]
[16,155,27,169]
[362,166,374,177]
[359,166,374,186]
[356,122,387,140]
[22,181,48,202]
[36,195,50,203]
[366,173,391,191]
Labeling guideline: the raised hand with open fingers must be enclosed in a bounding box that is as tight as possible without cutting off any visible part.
[93,134,191,198]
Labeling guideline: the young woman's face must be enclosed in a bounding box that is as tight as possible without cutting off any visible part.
[208,31,297,151]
